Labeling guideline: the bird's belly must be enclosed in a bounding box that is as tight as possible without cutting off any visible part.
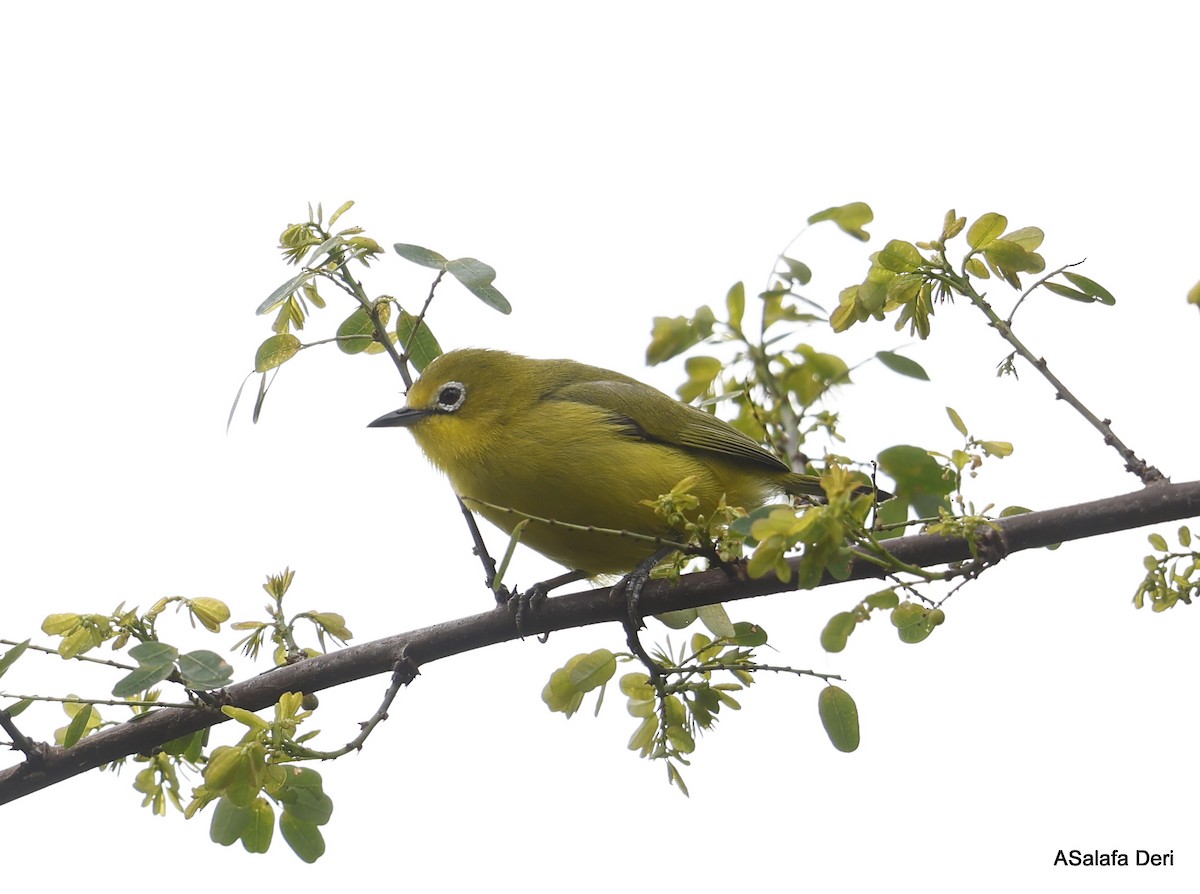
[446,432,773,574]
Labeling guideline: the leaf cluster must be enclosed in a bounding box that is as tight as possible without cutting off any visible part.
[187,693,333,863]
[1135,526,1198,612]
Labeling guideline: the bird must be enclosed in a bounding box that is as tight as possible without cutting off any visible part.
[368,348,883,614]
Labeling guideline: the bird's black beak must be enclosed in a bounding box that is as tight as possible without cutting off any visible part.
[367,407,429,428]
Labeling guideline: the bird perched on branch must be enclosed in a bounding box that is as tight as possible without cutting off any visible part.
[369,348,884,615]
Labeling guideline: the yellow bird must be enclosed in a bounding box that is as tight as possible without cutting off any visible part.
[369,349,875,589]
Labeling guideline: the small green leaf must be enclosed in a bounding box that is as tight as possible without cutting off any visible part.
[129,642,179,665]
[876,240,924,273]
[725,282,746,331]
[655,608,698,629]
[1062,271,1116,305]
[240,798,275,854]
[966,212,1007,250]
[112,663,174,698]
[62,704,94,748]
[211,796,252,847]
[820,612,856,653]
[188,597,231,632]
[280,812,326,863]
[780,256,813,285]
[327,200,354,229]
[876,351,929,381]
[818,685,860,753]
[1043,282,1094,302]
[946,407,968,436]
[396,311,442,372]
[567,649,617,693]
[257,272,312,316]
[863,589,900,611]
[1148,533,1169,552]
[964,257,991,280]
[178,650,234,690]
[446,258,512,313]
[696,603,736,639]
[979,440,1013,458]
[392,243,448,269]
[254,334,301,372]
[808,202,873,241]
[677,355,723,403]
[0,640,30,679]
[726,621,768,647]
[336,307,377,355]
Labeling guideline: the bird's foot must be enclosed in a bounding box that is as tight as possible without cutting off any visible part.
[613,546,678,630]
[501,569,589,642]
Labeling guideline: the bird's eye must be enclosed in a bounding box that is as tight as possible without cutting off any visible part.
[436,382,466,412]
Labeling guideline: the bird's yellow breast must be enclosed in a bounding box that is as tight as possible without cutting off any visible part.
[411,397,777,574]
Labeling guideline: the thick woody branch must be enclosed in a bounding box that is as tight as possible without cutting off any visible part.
[2,480,1198,805]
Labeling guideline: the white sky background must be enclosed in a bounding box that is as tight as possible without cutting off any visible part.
[3,2,1198,889]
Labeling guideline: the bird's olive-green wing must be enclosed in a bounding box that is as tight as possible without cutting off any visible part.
[551,379,790,473]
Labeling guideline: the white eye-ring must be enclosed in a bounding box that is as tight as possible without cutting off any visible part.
[436,381,467,412]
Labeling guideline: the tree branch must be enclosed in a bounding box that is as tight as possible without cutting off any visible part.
[3,479,1198,804]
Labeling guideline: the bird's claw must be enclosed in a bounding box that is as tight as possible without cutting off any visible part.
[506,583,550,641]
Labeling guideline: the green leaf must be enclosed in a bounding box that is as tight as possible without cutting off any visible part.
[726,621,768,647]
[725,282,745,331]
[392,243,448,269]
[1062,271,1116,305]
[946,407,968,436]
[280,812,326,863]
[567,649,617,693]
[178,650,234,690]
[645,306,715,365]
[1148,533,1169,552]
[780,256,813,285]
[188,597,231,632]
[211,796,252,847]
[254,334,301,373]
[863,589,900,611]
[0,639,30,680]
[1188,280,1200,309]
[875,240,924,273]
[396,311,443,372]
[979,440,1013,458]
[1043,282,1094,302]
[695,603,736,639]
[876,445,955,520]
[891,602,945,644]
[1003,226,1044,252]
[445,256,495,287]
[875,351,929,381]
[818,685,860,752]
[677,355,723,403]
[276,767,334,825]
[336,307,377,355]
[240,798,275,854]
[820,612,856,653]
[257,272,312,316]
[655,607,698,629]
[966,212,1007,250]
[129,641,179,665]
[327,200,354,229]
[808,202,873,241]
[62,703,94,748]
[446,258,512,313]
[964,257,990,280]
[112,662,174,698]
